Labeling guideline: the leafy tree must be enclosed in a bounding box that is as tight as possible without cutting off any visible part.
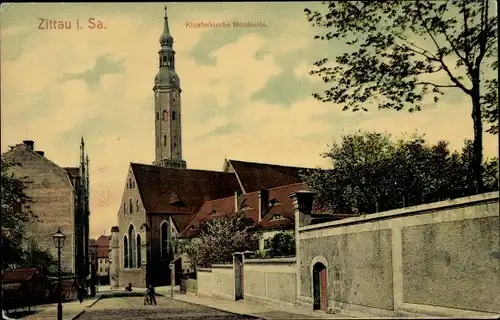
[302,130,498,214]
[263,231,295,258]
[176,211,260,268]
[21,239,58,276]
[305,0,498,193]
[1,159,38,270]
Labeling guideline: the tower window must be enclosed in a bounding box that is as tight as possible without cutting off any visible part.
[163,135,167,147]
[162,110,167,121]
[123,202,126,215]
[162,56,167,66]
[136,200,139,212]
[156,112,159,121]
[129,198,132,214]
[172,111,176,121]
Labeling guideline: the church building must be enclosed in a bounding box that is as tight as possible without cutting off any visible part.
[109,7,312,288]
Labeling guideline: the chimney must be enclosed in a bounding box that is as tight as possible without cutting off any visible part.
[23,140,34,150]
[35,151,45,157]
[234,191,239,212]
[258,189,269,221]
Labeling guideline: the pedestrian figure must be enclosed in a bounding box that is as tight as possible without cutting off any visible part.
[147,284,157,305]
[125,282,132,292]
[77,281,85,303]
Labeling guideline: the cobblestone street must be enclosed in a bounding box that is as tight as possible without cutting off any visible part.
[76,294,258,320]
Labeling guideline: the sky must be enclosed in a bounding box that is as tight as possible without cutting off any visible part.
[1,2,498,240]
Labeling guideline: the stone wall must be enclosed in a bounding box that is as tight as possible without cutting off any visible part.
[294,191,500,317]
[197,265,234,300]
[244,258,296,306]
[119,267,146,288]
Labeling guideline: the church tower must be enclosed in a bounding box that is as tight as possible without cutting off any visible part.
[153,6,186,169]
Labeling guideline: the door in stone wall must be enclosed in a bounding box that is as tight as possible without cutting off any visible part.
[313,262,327,311]
[320,268,328,311]
[233,253,244,301]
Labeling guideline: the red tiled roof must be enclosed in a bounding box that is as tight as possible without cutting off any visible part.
[179,182,308,238]
[131,163,241,218]
[89,239,97,246]
[225,159,314,193]
[95,235,110,247]
[2,268,40,283]
[257,183,307,230]
[97,246,110,258]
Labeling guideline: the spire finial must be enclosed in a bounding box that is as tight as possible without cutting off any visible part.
[164,5,167,16]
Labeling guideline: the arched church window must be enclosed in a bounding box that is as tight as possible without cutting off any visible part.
[123,203,126,215]
[129,199,133,214]
[172,111,176,121]
[128,225,136,268]
[163,110,167,121]
[156,112,159,121]
[160,222,169,259]
[136,234,142,267]
[163,135,167,147]
[129,178,132,189]
[123,236,129,268]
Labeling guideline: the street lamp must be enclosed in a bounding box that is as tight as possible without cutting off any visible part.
[52,228,66,320]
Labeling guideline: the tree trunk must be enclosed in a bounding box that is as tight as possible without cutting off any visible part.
[471,87,484,193]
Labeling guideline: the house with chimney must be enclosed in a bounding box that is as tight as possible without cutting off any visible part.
[2,139,90,282]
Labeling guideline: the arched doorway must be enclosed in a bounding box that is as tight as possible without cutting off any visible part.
[313,262,328,311]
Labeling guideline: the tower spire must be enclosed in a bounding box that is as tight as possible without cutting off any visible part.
[153,6,186,170]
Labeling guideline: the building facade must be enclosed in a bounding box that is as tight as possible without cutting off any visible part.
[2,139,90,281]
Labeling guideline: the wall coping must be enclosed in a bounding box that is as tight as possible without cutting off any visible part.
[245,257,296,264]
[299,191,499,233]
[211,264,233,269]
[197,268,212,273]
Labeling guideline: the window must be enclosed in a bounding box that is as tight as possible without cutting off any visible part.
[171,111,176,121]
[129,199,132,214]
[123,203,126,215]
[136,200,139,212]
[269,199,281,206]
[123,236,129,268]
[163,135,167,147]
[128,225,136,268]
[162,56,167,66]
[270,215,282,221]
[160,222,169,259]
[162,110,168,121]
[137,234,142,267]
[210,210,217,215]
[132,181,135,188]
[156,112,159,121]
[100,267,103,273]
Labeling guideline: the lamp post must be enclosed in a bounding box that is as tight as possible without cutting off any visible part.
[52,228,66,320]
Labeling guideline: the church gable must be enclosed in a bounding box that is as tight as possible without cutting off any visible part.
[117,165,145,217]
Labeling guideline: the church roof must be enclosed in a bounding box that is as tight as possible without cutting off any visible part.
[224,159,314,193]
[130,163,241,217]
